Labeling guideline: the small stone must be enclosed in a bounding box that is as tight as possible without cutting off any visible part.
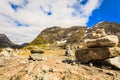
[49,68,54,72]
[43,70,47,73]
[56,61,61,64]
[41,58,47,61]
[71,61,76,65]
[105,72,115,76]
[21,62,27,64]
[89,63,93,67]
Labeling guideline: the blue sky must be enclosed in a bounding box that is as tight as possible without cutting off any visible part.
[0,0,119,44]
[87,0,120,27]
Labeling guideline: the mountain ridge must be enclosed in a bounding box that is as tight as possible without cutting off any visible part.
[30,21,120,46]
[0,33,24,48]
[30,26,87,45]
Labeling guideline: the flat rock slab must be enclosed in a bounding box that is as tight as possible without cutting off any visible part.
[29,53,47,61]
[75,47,120,63]
[104,56,120,69]
[85,35,119,48]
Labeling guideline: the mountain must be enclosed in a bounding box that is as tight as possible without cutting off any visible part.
[30,21,120,46]
[0,33,22,48]
[30,26,87,45]
[0,33,14,47]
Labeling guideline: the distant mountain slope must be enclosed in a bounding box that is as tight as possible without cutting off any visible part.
[0,33,21,48]
[30,26,87,45]
[0,33,14,47]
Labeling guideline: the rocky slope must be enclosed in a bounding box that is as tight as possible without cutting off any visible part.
[30,26,87,45]
[0,33,23,48]
[0,33,15,47]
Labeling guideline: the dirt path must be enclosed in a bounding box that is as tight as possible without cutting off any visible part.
[0,54,120,80]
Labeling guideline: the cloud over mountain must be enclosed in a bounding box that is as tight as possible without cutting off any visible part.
[0,0,102,44]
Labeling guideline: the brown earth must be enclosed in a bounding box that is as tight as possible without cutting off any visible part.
[0,49,120,80]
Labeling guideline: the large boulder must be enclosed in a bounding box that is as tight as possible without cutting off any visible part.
[104,56,120,69]
[85,35,119,48]
[75,47,120,63]
[29,53,47,61]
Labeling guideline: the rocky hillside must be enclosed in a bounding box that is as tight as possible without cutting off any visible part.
[30,21,120,46]
[0,33,15,47]
[30,26,87,45]
[0,33,22,48]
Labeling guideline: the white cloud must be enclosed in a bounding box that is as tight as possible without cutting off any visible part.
[0,0,103,44]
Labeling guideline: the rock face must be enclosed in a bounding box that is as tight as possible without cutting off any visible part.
[85,35,119,48]
[75,29,120,63]
[75,47,120,63]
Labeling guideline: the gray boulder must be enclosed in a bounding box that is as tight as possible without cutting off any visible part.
[75,47,120,63]
[29,53,47,61]
[104,56,120,69]
[85,35,119,48]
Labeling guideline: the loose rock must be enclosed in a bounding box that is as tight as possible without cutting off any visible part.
[104,56,120,69]
[85,35,119,48]
[75,47,120,63]
[29,53,47,61]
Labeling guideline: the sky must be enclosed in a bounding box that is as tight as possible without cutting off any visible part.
[0,0,120,44]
